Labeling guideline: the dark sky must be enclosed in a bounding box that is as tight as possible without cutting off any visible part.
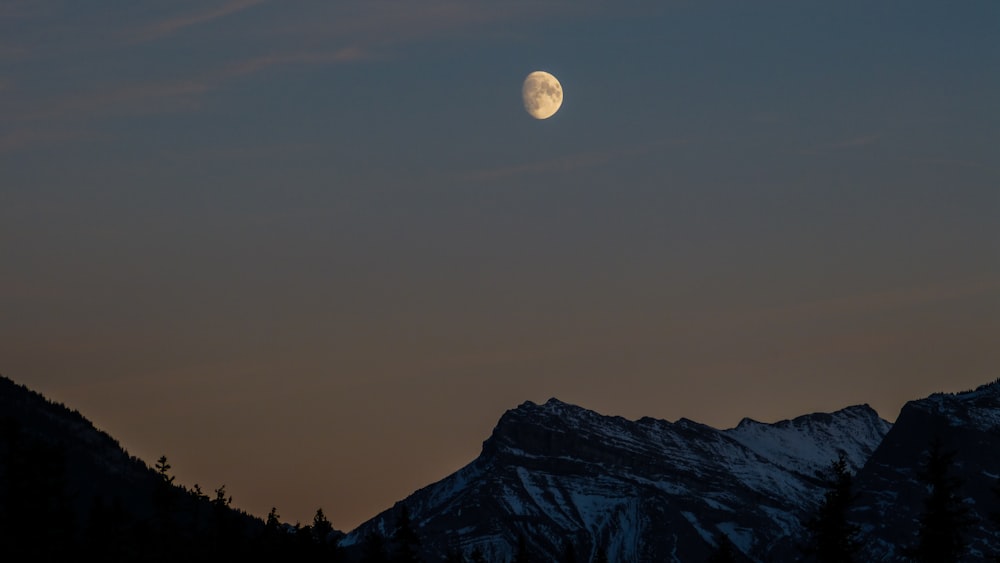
[2,1,998,530]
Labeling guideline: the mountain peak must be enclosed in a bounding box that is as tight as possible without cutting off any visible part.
[352,394,898,561]
[955,377,1000,398]
[905,377,1000,432]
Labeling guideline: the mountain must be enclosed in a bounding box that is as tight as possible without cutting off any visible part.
[6,371,1000,562]
[1,375,171,522]
[852,380,1000,561]
[343,397,892,561]
[0,375,273,560]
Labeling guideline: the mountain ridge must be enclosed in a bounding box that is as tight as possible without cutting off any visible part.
[344,395,894,561]
[5,372,999,561]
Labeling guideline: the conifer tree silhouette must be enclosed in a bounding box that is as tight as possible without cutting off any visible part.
[707,532,739,563]
[265,506,281,532]
[906,437,973,563]
[560,538,578,563]
[593,544,610,563]
[391,505,423,562]
[152,453,177,549]
[991,476,1000,563]
[801,453,862,562]
[0,418,74,560]
[361,529,390,563]
[313,507,334,544]
[468,545,488,563]
[511,534,532,563]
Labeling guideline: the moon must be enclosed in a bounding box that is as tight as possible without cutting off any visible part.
[522,71,563,120]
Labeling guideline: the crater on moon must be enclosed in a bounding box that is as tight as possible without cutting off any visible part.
[522,71,563,120]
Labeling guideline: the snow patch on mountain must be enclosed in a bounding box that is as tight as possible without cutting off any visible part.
[344,396,895,561]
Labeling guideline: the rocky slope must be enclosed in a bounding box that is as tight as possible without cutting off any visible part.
[344,398,892,561]
[853,380,1000,561]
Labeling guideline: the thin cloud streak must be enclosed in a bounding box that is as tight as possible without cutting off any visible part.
[132,0,268,43]
[462,151,617,183]
[0,128,90,153]
[0,1,43,19]
[829,134,880,149]
[276,1,604,53]
[0,45,30,62]
[696,276,1000,330]
[2,1,599,138]
[7,47,367,127]
[221,47,371,78]
[798,133,881,155]
[462,141,686,183]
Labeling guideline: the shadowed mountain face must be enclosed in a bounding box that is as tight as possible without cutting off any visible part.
[0,375,272,560]
[0,375,161,525]
[344,398,892,562]
[853,382,1000,561]
[5,372,1000,562]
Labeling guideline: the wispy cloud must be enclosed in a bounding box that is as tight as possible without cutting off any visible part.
[2,1,610,148]
[829,134,880,149]
[131,0,268,43]
[15,79,211,122]
[460,140,685,183]
[0,45,30,62]
[799,133,880,155]
[796,133,989,170]
[462,151,617,183]
[699,276,1000,330]
[220,47,371,78]
[0,1,43,19]
[276,1,603,53]
[10,46,368,126]
[0,128,90,153]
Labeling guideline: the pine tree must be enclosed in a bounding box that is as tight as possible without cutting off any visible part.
[511,534,532,563]
[391,505,422,562]
[0,422,76,561]
[212,484,232,508]
[990,476,1000,563]
[707,532,739,563]
[155,455,174,484]
[592,544,610,563]
[313,507,334,544]
[361,530,390,563]
[469,546,487,563]
[266,507,281,532]
[207,483,241,556]
[560,538,578,563]
[191,483,208,501]
[255,506,284,558]
[83,495,134,561]
[183,482,208,542]
[801,453,862,562]
[152,454,176,535]
[906,437,973,563]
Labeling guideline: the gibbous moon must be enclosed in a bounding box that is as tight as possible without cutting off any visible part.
[522,71,563,120]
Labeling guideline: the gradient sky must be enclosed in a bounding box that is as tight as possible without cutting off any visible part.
[2,1,998,530]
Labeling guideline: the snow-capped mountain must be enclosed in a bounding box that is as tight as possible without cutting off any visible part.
[8,371,999,562]
[853,381,1000,561]
[0,375,266,543]
[344,397,892,561]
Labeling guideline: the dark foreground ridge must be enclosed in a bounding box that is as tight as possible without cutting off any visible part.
[0,375,341,562]
[346,382,1000,562]
[3,373,1000,562]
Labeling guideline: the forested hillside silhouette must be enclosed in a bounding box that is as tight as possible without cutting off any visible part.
[3,374,1000,562]
[0,375,342,562]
